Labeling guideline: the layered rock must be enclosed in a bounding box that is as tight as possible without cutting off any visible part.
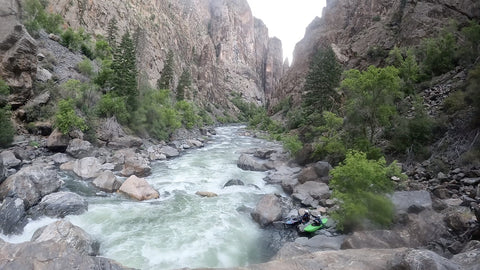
[47,0,283,109]
[0,0,37,108]
[270,0,480,108]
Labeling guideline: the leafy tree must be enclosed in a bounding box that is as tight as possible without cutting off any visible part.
[55,99,87,134]
[94,59,114,88]
[311,111,346,165]
[111,31,138,111]
[22,0,63,35]
[281,134,303,156]
[175,100,197,129]
[330,151,403,232]
[341,65,402,144]
[94,37,112,60]
[157,50,175,90]
[302,46,343,115]
[418,31,457,77]
[0,105,14,148]
[176,69,192,101]
[459,20,480,65]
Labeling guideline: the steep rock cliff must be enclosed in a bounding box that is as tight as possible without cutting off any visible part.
[0,0,37,108]
[47,0,283,110]
[270,0,480,108]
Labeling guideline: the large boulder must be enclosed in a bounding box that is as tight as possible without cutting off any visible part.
[389,249,462,270]
[292,181,330,207]
[32,191,87,218]
[314,161,332,181]
[31,220,99,256]
[223,179,245,187]
[451,246,480,270]
[0,164,60,208]
[251,194,283,227]
[0,196,27,235]
[342,209,449,250]
[73,157,103,179]
[237,154,267,171]
[264,165,301,184]
[159,145,180,158]
[46,128,70,152]
[92,171,121,192]
[0,151,21,169]
[97,117,143,149]
[0,240,128,270]
[121,153,151,177]
[119,175,159,201]
[390,191,433,213]
[297,165,319,184]
[66,139,93,159]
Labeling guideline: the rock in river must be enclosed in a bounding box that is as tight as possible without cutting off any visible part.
[119,175,159,201]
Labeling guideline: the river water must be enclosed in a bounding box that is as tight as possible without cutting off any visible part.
[2,126,284,270]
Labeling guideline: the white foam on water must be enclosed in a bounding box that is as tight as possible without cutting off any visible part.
[0,216,59,243]
[67,126,283,269]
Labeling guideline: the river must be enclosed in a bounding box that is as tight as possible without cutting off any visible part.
[2,126,285,270]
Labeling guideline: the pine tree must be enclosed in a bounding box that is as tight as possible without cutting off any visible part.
[176,69,191,101]
[107,18,119,48]
[157,50,174,90]
[111,31,138,111]
[302,46,343,114]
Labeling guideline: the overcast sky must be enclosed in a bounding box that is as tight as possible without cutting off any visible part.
[248,0,327,63]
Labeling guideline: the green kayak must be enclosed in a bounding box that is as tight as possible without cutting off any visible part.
[304,218,328,233]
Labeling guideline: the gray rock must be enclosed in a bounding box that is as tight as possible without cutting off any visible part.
[66,139,93,159]
[0,151,21,168]
[224,179,245,187]
[0,164,60,208]
[0,238,130,270]
[159,145,180,158]
[264,165,301,184]
[0,197,27,235]
[297,165,319,184]
[292,181,330,207]
[281,177,299,194]
[251,194,283,227]
[36,67,52,82]
[119,175,159,201]
[452,248,480,270]
[389,249,462,270]
[253,148,277,159]
[46,128,69,152]
[92,171,121,192]
[73,157,102,179]
[50,153,72,164]
[314,161,333,178]
[34,191,87,218]
[390,191,432,213]
[31,220,98,256]
[237,154,267,172]
[295,235,345,250]
[121,153,151,177]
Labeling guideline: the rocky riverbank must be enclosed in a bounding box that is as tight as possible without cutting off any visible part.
[0,117,216,269]
[1,125,479,270]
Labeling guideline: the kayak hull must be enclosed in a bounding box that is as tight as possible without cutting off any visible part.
[303,218,328,232]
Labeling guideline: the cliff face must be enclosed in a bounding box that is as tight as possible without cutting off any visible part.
[47,0,283,109]
[270,0,480,108]
[0,0,37,108]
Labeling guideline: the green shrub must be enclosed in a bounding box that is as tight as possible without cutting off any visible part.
[175,100,198,129]
[0,79,10,95]
[281,134,303,156]
[443,90,467,114]
[77,57,94,77]
[418,32,457,77]
[54,99,87,134]
[23,0,63,35]
[96,93,130,124]
[0,106,15,148]
[330,151,404,232]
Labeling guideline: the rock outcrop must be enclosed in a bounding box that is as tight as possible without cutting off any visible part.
[269,0,480,108]
[0,0,37,108]
[47,0,283,110]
